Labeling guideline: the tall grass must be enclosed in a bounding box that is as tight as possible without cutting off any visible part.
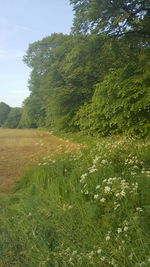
[0,136,150,266]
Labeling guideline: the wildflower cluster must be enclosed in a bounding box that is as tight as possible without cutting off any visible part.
[88,155,99,173]
[61,203,73,212]
[93,177,138,206]
[141,169,150,178]
[124,154,142,175]
[50,245,120,266]
[38,156,56,166]
[124,154,150,178]
[49,242,150,267]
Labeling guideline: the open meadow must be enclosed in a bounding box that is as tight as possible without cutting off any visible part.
[0,129,80,196]
[0,132,150,266]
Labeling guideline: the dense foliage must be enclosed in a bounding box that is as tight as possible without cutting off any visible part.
[3,0,150,137]
[21,34,110,131]
[4,107,22,129]
[0,102,10,126]
[75,55,150,136]
[70,0,150,39]
[0,102,21,128]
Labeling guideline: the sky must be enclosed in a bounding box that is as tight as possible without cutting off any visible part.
[0,0,73,107]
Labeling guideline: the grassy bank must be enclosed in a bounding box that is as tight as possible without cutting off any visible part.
[0,136,150,266]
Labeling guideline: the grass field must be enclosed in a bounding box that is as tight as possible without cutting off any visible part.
[0,129,80,196]
[0,131,150,266]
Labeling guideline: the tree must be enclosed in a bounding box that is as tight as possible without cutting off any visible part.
[22,34,71,129]
[22,34,108,131]
[0,102,10,126]
[21,12,149,137]
[70,0,150,40]
[75,56,150,137]
[4,108,22,129]
[19,93,46,129]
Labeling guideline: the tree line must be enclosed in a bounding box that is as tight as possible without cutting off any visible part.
[1,0,150,136]
[0,102,21,128]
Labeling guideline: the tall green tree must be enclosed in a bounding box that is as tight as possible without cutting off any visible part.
[20,3,149,138]
[4,108,22,129]
[70,0,150,40]
[0,102,10,126]
[22,34,109,131]
[22,34,72,129]
[75,48,150,137]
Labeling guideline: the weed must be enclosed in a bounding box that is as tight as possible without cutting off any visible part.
[0,136,150,266]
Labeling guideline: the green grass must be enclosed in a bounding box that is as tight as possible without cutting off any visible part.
[0,136,150,266]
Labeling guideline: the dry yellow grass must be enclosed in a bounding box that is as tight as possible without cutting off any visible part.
[0,129,80,196]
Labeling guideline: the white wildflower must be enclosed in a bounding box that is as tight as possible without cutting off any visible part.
[90,251,94,256]
[88,165,96,170]
[94,194,99,199]
[136,207,143,212]
[117,228,122,234]
[138,262,146,266]
[72,251,77,256]
[114,204,120,210]
[120,191,126,197]
[104,186,111,193]
[97,248,102,254]
[101,159,108,164]
[131,172,136,175]
[96,185,100,190]
[89,168,98,173]
[111,258,115,265]
[80,173,87,183]
[93,156,100,164]
[80,173,88,179]
[106,235,110,241]
[80,177,86,183]
[124,226,128,232]
[100,198,106,203]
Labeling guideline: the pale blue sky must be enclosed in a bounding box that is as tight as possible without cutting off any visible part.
[0,0,73,107]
